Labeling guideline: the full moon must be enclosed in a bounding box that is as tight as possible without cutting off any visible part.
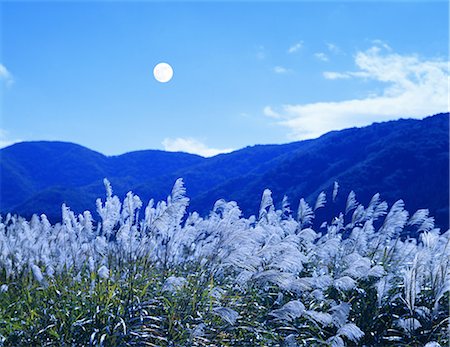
[153,62,173,83]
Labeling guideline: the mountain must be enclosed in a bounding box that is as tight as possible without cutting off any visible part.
[0,142,204,219]
[1,113,448,230]
[191,114,449,228]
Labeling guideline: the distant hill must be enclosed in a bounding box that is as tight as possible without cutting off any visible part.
[1,113,448,230]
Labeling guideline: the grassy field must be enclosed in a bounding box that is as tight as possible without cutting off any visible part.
[0,179,448,346]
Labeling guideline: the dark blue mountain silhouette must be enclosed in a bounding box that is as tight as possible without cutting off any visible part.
[1,113,448,230]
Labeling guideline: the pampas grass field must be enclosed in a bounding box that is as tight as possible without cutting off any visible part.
[0,179,448,346]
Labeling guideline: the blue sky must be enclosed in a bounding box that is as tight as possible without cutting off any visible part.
[1,1,448,156]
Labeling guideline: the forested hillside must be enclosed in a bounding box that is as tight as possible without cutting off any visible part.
[1,113,448,229]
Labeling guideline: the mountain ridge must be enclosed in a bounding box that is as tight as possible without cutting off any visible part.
[1,113,448,229]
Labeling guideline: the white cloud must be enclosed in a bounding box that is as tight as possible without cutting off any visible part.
[326,43,341,54]
[264,45,449,140]
[162,137,234,157]
[274,66,291,74]
[323,70,372,80]
[0,129,20,149]
[263,106,282,119]
[0,64,14,86]
[288,42,303,54]
[323,71,352,80]
[314,52,329,62]
[371,39,392,51]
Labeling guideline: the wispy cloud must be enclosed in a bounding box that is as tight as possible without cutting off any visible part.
[162,137,234,157]
[323,71,352,80]
[371,39,392,51]
[273,66,291,74]
[326,43,342,54]
[314,52,329,62]
[0,129,21,149]
[288,42,303,54]
[0,64,14,87]
[264,45,449,140]
[263,106,282,119]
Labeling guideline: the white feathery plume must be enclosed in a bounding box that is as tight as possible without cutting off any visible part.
[397,317,422,333]
[213,307,239,325]
[345,191,358,215]
[314,191,326,211]
[31,264,44,283]
[259,189,274,221]
[380,200,409,239]
[327,335,345,347]
[284,334,299,347]
[337,323,364,342]
[334,276,357,291]
[330,302,350,328]
[282,195,291,215]
[409,209,429,226]
[297,198,314,228]
[97,265,109,279]
[424,342,442,347]
[270,300,305,321]
[305,310,333,325]
[332,181,339,202]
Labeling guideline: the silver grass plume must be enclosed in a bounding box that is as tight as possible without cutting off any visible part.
[270,300,305,322]
[259,189,274,221]
[337,323,364,342]
[345,191,358,215]
[213,307,239,325]
[314,191,326,211]
[297,198,314,229]
[332,181,339,202]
